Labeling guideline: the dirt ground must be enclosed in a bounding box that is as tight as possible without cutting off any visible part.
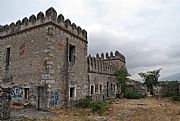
[21,98,180,121]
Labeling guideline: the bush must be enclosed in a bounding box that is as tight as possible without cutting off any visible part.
[124,89,143,99]
[90,100,109,114]
[172,95,180,101]
[75,97,91,108]
[75,97,109,114]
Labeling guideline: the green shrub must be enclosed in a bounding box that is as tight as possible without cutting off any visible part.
[172,95,180,101]
[75,97,91,108]
[75,97,109,114]
[124,89,143,99]
[90,100,109,114]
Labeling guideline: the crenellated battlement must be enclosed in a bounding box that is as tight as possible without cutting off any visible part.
[95,51,125,62]
[87,51,125,75]
[0,7,87,41]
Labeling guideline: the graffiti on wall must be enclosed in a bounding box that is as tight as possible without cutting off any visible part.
[11,86,23,99]
[50,91,59,106]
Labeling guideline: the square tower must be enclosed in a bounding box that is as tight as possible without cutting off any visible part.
[0,7,88,108]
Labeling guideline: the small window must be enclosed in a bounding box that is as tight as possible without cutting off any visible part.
[70,87,75,98]
[91,85,94,94]
[24,88,29,99]
[68,44,75,63]
[100,85,102,93]
[6,47,10,66]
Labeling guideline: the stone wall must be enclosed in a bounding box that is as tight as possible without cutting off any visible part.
[87,51,126,99]
[0,7,88,107]
[0,25,49,105]
[46,24,88,105]
[88,73,117,99]
[87,51,125,74]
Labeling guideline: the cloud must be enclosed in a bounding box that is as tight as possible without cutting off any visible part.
[0,0,180,81]
[85,0,180,80]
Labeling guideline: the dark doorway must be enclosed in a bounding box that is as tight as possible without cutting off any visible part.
[70,87,75,98]
[24,88,29,100]
[91,85,94,94]
[6,47,10,66]
[68,44,75,63]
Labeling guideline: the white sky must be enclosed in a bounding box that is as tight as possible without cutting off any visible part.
[1,0,180,81]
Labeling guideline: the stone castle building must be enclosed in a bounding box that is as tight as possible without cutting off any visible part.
[0,7,125,109]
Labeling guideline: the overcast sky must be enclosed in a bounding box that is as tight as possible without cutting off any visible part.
[0,0,180,81]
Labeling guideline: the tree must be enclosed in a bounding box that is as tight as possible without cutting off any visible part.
[115,67,129,98]
[139,68,162,95]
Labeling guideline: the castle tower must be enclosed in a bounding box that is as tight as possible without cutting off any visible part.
[0,7,88,108]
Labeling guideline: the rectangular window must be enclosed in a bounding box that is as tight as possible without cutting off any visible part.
[24,88,29,99]
[6,47,10,66]
[91,85,94,94]
[68,44,75,63]
[70,87,75,98]
[100,85,102,93]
